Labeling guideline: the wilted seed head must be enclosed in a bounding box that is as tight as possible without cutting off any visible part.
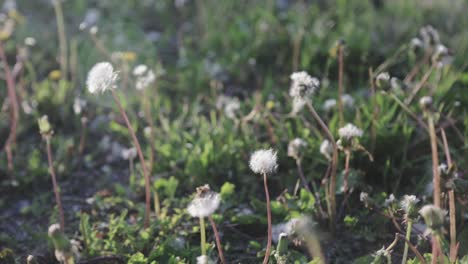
[320,139,333,161]
[383,194,396,208]
[375,72,390,90]
[400,195,420,219]
[38,115,52,136]
[438,163,448,176]
[338,123,363,140]
[420,25,440,47]
[322,98,337,112]
[288,138,307,160]
[48,223,61,237]
[133,64,156,90]
[410,37,424,50]
[187,184,221,218]
[86,62,119,94]
[419,96,433,111]
[289,71,320,99]
[419,205,445,235]
[249,148,278,175]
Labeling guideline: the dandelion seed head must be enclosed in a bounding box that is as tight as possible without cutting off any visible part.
[338,123,363,140]
[400,195,420,217]
[187,184,221,218]
[133,64,156,90]
[86,62,119,94]
[291,97,306,114]
[419,96,433,109]
[341,94,355,108]
[249,149,278,175]
[288,138,307,160]
[289,71,320,99]
[419,205,445,235]
[121,147,137,160]
[322,99,337,112]
[196,255,214,264]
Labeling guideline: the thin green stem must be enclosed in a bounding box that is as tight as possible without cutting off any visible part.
[46,137,65,230]
[402,220,413,264]
[427,113,441,207]
[200,216,206,256]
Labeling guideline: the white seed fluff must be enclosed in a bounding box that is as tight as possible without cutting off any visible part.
[133,64,156,90]
[322,99,337,112]
[249,149,278,175]
[289,71,320,99]
[338,123,363,140]
[400,195,420,214]
[341,94,355,108]
[86,62,119,94]
[288,138,307,159]
[196,255,214,264]
[187,187,221,218]
[320,139,333,161]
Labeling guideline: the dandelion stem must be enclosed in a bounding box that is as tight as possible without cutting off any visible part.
[200,216,207,256]
[154,191,161,218]
[338,44,345,127]
[208,216,226,264]
[427,113,441,207]
[305,100,338,234]
[53,0,68,78]
[111,89,151,228]
[296,160,312,193]
[343,151,350,194]
[401,220,413,264]
[46,137,65,230]
[0,43,18,171]
[441,129,457,263]
[262,172,272,264]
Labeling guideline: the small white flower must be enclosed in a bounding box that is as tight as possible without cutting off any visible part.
[249,149,278,175]
[187,185,221,218]
[338,123,363,140]
[322,99,337,112]
[360,192,369,203]
[133,64,156,90]
[217,96,240,119]
[86,62,119,94]
[320,139,333,161]
[287,138,307,160]
[289,71,320,99]
[341,94,354,108]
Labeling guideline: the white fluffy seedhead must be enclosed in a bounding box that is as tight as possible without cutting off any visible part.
[320,139,333,161]
[338,123,363,140]
[289,71,320,99]
[187,184,221,218]
[249,148,278,175]
[133,64,156,90]
[322,99,337,112]
[86,62,119,94]
[288,138,307,160]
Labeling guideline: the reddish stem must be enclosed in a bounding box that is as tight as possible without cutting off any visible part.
[262,172,272,264]
[338,45,344,126]
[111,90,151,228]
[208,216,226,264]
[46,137,65,230]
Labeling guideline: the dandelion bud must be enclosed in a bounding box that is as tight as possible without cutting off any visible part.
[187,184,221,218]
[249,148,278,175]
[419,205,445,235]
[287,138,307,161]
[419,96,433,111]
[400,195,420,220]
[48,224,74,264]
[38,115,53,136]
[320,139,333,161]
[86,62,119,94]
